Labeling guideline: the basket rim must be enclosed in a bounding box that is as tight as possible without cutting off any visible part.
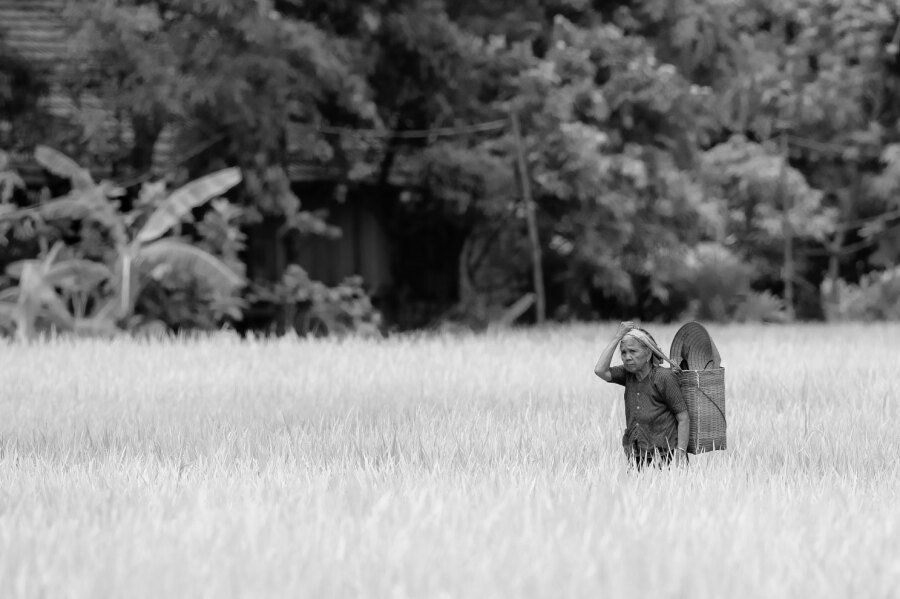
[669,321,722,370]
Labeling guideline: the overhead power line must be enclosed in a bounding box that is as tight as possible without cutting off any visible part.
[834,206,900,232]
[310,119,509,140]
[117,119,509,185]
[115,132,227,189]
[800,220,900,257]
[784,134,886,161]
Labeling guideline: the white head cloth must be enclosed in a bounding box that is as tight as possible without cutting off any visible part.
[623,329,662,360]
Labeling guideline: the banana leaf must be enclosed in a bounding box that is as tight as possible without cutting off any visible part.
[136,238,245,292]
[0,301,15,328]
[136,168,242,243]
[72,297,120,337]
[17,261,76,332]
[0,171,25,202]
[46,259,113,291]
[6,241,67,279]
[34,146,95,190]
[4,261,29,279]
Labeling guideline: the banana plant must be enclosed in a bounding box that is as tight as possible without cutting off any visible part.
[0,146,245,339]
[0,149,25,203]
[0,242,116,341]
[115,164,245,320]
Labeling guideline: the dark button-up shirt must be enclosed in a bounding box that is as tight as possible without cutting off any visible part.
[609,365,687,454]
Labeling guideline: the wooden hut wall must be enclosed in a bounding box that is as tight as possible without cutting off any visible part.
[289,199,392,295]
[244,184,393,298]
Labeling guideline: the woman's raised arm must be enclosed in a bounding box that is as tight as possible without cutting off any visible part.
[594,321,635,381]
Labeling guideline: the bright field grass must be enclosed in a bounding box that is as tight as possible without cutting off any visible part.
[0,323,897,598]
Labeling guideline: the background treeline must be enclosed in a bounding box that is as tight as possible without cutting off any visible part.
[3,0,900,338]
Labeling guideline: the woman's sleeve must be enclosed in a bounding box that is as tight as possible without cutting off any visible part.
[659,371,688,414]
[608,365,627,386]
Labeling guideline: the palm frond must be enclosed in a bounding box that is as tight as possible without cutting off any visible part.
[137,168,242,244]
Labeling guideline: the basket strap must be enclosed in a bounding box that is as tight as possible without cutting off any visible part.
[695,383,726,422]
[647,345,681,373]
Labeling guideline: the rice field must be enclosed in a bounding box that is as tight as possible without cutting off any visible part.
[0,323,897,598]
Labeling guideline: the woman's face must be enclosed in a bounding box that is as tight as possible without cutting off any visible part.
[620,338,651,372]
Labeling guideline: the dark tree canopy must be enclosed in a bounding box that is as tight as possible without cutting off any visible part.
[4,0,900,329]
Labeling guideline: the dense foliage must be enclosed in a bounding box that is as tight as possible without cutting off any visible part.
[0,146,245,340]
[4,0,900,334]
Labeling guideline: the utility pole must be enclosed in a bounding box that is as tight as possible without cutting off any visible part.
[779,133,795,321]
[510,109,546,324]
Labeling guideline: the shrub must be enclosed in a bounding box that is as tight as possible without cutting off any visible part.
[821,267,900,321]
[673,242,755,322]
[734,290,789,323]
[0,146,245,340]
[251,265,382,337]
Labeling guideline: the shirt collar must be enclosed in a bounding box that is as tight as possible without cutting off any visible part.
[633,364,655,382]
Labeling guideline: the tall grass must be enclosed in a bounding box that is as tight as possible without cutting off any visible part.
[0,323,897,598]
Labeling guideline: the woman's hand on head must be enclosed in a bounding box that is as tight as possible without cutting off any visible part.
[616,321,636,339]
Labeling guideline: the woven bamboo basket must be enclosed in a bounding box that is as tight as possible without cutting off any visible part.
[644,322,727,454]
[675,367,726,453]
[669,322,726,453]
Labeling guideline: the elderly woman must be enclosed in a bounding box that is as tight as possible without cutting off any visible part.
[594,321,690,469]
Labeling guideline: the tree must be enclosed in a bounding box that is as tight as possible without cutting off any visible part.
[701,135,837,312]
[60,0,373,217]
[10,0,900,326]
[494,15,720,318]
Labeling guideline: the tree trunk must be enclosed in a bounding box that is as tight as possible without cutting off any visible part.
[510,109,546,324]
[824,163,859,315]
[779,134,795,321]
[827,230,845,301]
[129,113,164,177]
[457,236,475,307]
